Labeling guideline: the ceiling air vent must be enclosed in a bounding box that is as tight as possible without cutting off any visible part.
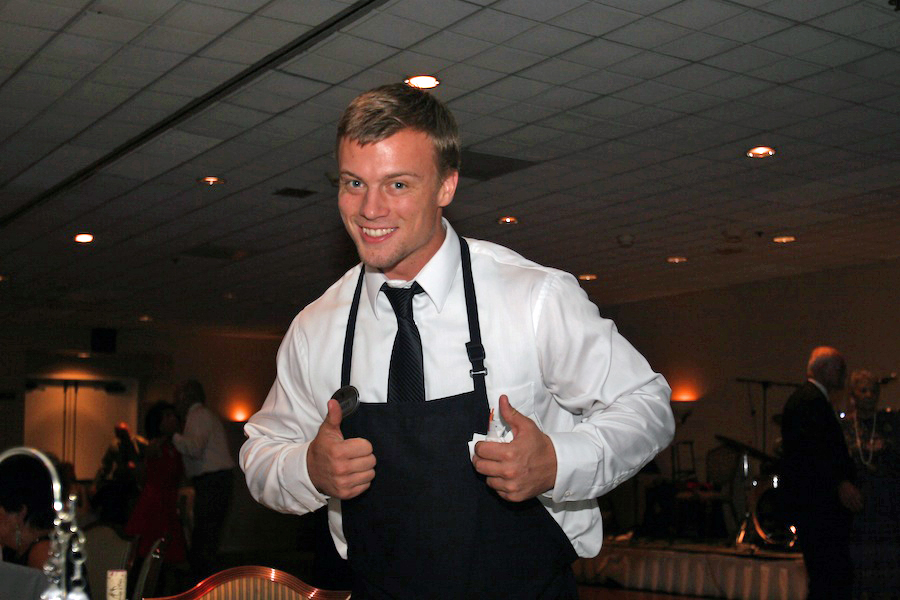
[459,150,536,181]
[273,187,316,199]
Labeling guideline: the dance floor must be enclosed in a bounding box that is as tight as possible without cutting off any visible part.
[574,539,806,600]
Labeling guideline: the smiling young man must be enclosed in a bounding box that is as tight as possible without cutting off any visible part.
[240,83,674,599]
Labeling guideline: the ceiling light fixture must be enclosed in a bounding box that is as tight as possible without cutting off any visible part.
[747,146,775,159]
[74,233,94,244]
[0,275,7,282]
[667,256,688,264]
[198,176,225,186]
[138,314,153,323]
[773,235,797,244]
[578,274,598,281]
[498,216,518,224]
[405,75,439,89]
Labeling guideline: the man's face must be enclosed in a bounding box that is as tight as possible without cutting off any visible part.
[338,129,457,281]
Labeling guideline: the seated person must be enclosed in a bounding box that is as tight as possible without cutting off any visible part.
[0,454,55,569]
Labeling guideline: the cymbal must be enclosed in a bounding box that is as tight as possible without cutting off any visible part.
[715,434,776,463]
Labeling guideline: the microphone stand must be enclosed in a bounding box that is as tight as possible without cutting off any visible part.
[736,377,799,452]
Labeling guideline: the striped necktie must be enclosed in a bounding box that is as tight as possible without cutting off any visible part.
[382,282,426,403]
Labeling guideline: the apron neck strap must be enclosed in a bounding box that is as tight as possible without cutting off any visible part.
[340,236,486,397]
[341,265,365,387]
[459,237,487,398]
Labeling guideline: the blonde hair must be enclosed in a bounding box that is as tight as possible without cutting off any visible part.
[337,83,461,179]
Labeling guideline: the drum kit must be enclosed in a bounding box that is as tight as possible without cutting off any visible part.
[714,434,798,549]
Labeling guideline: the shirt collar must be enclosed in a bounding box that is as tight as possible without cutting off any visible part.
[364,218,461,319]
[807,378,828,399]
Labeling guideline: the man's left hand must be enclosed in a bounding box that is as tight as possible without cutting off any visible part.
[473,394,557,502]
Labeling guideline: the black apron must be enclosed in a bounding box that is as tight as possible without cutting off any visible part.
[339,237,578,599]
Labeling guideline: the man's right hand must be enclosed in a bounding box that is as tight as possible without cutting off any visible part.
[307,398,375,499]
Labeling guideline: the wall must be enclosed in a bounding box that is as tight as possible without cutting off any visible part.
[599,258,900,484]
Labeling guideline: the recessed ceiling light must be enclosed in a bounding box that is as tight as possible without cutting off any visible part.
[578,274,598,281]
[198,176,225,186]
[747,146,775,159]
[667,256,688,264]
[0,275,7,282]
[498,216,518,224]
[138,314,153,323]
[77,352,90,359]
[773,235,797,244]
[405,75,439,89]
[74,233,94,244]
[223,292,236,300]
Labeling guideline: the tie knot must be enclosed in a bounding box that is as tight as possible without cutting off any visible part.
[382,282,423,321]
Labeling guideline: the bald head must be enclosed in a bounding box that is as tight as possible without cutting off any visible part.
[806,346,846,391]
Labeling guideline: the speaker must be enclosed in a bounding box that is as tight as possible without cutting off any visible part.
[90,327,117,354]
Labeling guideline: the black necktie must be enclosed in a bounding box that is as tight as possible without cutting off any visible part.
[382,282,425,403]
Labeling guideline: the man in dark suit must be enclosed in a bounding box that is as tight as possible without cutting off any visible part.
[780,346,863,600]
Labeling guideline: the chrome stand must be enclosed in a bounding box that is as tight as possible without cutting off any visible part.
[0,447,89,599]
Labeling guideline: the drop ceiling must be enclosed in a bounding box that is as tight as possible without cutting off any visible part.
[0,0,898,336]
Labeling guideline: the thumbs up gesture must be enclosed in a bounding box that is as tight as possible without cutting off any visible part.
[473,395,557,502]
[307,398,376,499]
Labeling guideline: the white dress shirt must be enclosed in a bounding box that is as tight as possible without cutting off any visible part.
[241,220,674,558]
[173,402,235,478]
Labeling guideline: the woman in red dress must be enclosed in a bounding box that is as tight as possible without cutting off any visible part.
[126,401,188,565]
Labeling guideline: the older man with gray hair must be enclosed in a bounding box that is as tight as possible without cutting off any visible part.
[780,346,863,600]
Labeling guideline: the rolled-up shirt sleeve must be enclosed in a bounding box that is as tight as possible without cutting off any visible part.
[535,272,674,503]
[240,321,329,515]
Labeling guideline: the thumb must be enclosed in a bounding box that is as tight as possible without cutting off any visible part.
[323,398,344,431]
[498,394,529,435]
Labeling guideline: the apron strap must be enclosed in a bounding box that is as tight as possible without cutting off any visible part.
[340,238,487,398]
[459,237,487,400]
[341,265,366,387]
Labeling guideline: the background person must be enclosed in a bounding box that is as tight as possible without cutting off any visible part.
[840,369,900,599]
[0,454,55,569]
[780,346,862,600]
[172,380,235,580]
[126,400,189,589]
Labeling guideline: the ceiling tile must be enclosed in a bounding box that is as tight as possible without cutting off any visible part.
[607,51,689,79]
[492,0,584,21]
[655,0,745,29]
[386,0,483,28]
[280,52,360,83]
[519,58,596,85]
[550,2,641,36]
[450,8,535,43]
[606,17,694,49]
[67,11,147,42]
[704,11,792,42]
[760,0,858,21]
[809,4,896,36]
[0,0,80,29]
[343,11,437,48]
[468,45,545,73]
[504,24,591,56]
[655,31,739,61]
[412,30,493,62]
[160,2,247,35]
[561,38,642,68]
